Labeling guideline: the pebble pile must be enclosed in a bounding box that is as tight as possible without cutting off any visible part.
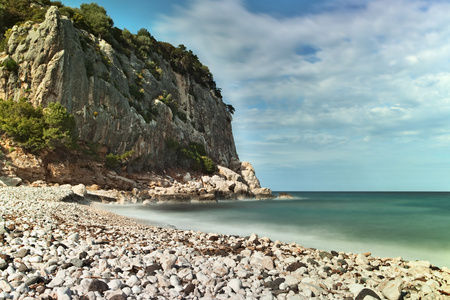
[1,187,450,300]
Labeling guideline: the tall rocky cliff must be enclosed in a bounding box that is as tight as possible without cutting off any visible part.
[0,6,239,171]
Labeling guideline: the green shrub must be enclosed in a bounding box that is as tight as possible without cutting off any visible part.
[164,139,215,174]
[43,102,77,149]
[85,58,94,77]
[130,84,144,100]
[2,58,18,73]
[78,3,113,39]
[105,150,134,170]
[201,156,216,173]
[0,98,76,152]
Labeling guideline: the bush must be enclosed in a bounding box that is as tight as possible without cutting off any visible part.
[2,58,18,73]
[78,3,113,38]
[164,139,215,174]
[0,98,76,152]
[105,150,134,170]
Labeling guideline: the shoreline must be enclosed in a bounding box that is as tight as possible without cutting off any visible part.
[98,197,450,270]
[1,187,450,299]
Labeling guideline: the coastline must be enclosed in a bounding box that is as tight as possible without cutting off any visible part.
[1,186,450,299]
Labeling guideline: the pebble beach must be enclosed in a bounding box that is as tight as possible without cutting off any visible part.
[1,186,450,300]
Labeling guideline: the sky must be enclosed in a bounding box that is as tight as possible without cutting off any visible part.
[60,0,450,191]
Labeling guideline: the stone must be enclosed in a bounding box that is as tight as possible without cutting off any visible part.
[71,257,84,267]
[160,253,177,270]
[184,283,195,295]
[145,263,162,275]
[125,275,140,287]
[0,176,22,187]
[47,276,65,288]
[228,278,242,293]
[169,275,180,287]
[107,280,122,291]
[0,280,13,293]
[278,192,294,199]
[240,162,261,190]
[29,256,43,263]
[218,165,243,182]
[72,184,87,197]
[107,289,127,300]
[0,259,8,270]
[248,232,259,243]
[56,287,72,299]
[183,173,191,183]
[261,256,274,270]
[252,187,274,199]
[88,279,109,294]
[382,277,403,300]
[284,275,299,286]
[355,288,382,300]
[319,251,333,260]
[16,248,29,258]
[356,253,370,266]
[68,232,80,242]
[286,261,307,272]
[213,261,229,276]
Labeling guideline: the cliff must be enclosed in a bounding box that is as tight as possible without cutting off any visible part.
[0,6,238,170]
[0,5,272,200]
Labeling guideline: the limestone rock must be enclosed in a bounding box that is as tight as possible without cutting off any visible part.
[218,165,243,182]
[0,176,22,187]
[240,162,261,190]
[382,277,403,300]
[0,6,239,172]
[72,184,87,197]
[252,187,274,200]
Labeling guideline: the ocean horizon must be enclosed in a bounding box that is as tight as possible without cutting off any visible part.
[99,191,450,268]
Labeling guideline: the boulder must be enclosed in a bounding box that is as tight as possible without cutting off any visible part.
[0,176,22,187]
[252,187,274,200]
[381,277,403,300]
[278,192,294,199]
[72,184,87,197]
[218,165,243,182]
[240,162,261,190]
[183,173,191,183]
[233,182,250,198]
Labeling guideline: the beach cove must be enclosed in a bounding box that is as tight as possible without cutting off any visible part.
[101,191,450,269]
[1,186,450,300]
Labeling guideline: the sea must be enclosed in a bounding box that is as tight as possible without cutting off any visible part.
[99,192,450,268]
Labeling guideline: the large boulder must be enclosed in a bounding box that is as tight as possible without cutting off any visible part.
[240,162,261,190]
[218,165,243,182]
[252,188,274,200]
[0,176,22,187]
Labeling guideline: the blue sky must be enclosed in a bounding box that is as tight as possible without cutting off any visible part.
[60,0,450,191]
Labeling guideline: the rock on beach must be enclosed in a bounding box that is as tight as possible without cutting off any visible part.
[1,186,450,299]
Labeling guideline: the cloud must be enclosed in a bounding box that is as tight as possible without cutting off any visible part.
[153,0,450,189]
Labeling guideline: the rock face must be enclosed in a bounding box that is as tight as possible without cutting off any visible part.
[0,7,238,170]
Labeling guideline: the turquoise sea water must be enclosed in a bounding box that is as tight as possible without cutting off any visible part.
[100,192,450,268]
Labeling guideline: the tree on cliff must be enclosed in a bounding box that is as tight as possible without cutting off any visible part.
[0,99,76,152]
[79,3,113,39]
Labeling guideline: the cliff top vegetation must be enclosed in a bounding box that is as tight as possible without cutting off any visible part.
[0,0,224,98]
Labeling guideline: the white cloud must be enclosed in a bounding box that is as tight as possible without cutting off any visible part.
[153,0,450,189]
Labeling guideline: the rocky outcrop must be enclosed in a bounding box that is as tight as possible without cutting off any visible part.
[1,137,270,200]
[145,162,272,202]
[0,7,238,170]
[240,161,261,190]
[0,6,273,200]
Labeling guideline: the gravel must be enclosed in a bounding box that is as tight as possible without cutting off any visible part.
[1,186,450,299]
